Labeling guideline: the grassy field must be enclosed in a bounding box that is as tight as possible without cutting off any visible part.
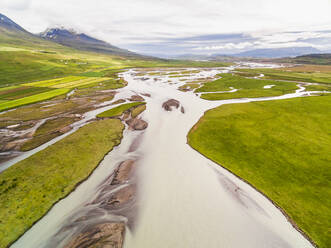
[21,76,85,87]
[0,119,124,247]
[238,65,331,85]
[97,102,145,118]
[281,54,331,65]
[196,74,298,100]
[0,77,126,123]
[131,104,147,118]
[188,95,331,248]
[0,86,53,100]
[305,84,331,91]
[0,76,118,112]
[0,88,70,112]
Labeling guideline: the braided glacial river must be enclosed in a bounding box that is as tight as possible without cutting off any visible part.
[12,65,315,248]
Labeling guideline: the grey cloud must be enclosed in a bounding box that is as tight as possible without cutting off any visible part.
[1,0,331,55]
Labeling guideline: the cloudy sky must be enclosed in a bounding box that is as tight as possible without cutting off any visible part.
[1,0,331,56]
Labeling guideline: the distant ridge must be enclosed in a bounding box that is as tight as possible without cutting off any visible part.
[232,47,321,58]
[0,13,148,58]
[281,53,331,65]
[39,27,140,57]
[170,47,322,61]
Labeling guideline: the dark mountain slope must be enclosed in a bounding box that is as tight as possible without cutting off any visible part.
[39,27,139,57]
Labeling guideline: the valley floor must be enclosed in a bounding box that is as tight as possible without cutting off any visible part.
[0,64,330,248]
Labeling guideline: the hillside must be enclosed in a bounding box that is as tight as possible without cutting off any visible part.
[0,13,65,50]
[283,53,331,65]
[38,27,141,57]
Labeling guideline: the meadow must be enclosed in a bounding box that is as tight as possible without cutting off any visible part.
[238,65,331,84]
[97,102,145,118]
[188,95,331,248]
[0,119,124,247]
[195,73,298,100]
[0,76,116,112]
[0,88,70,112]
[131,104,147,118]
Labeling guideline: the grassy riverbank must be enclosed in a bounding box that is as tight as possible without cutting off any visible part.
[0,119,124,247]
[196,74,298,100]
[238,65,331,85]
[188,95,331,248]
[97,102,145,118]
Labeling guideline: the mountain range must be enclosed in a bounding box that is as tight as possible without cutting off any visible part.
[38,27,137,56]
[0,13,140,58]
[233,47,321,58]
[171,47,322,61]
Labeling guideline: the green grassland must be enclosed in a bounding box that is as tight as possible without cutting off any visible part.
[97,102,145,118]
[280,54,331,65]
[0,88,70,112]
[131,104,147,118]
[0,76,116,112]
[0,86,53,100]
[238,65,331,85]
[188,95,331,248]
[21,76,85,87]
[0,78,126,122]
[196,73,298,100]
[0,119,124,247]
[305,84,331,91]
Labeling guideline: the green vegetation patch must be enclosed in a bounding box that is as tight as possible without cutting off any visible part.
[196,73,298,100]
[97,102,145,118]
[72,78,127,97]
[22,76,84,88]
[0,119,124,247]
[188,96,331,248]
[0,86,52,100]
[283,54,331,65]
[131,104,147,118]
[0,88,70,112]
[0,51,90,87]
[78,71,107,77]
[51,77,111,89]
[238,67,331,85]
[305,84,331,92]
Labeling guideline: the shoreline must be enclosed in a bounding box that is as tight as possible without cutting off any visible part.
[7,126,126,248]
[186,117,318,248]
